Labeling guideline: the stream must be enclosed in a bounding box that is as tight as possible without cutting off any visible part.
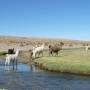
[0,60,90,90]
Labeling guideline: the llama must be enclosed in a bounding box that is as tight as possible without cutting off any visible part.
[5,49,20,68]
[49,44,62,56]
[32,43,45,58]
[8,48,14,54]
[29,49,33,61]
[85,45,90,51]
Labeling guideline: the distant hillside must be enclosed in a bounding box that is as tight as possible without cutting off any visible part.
[0,35,90,46]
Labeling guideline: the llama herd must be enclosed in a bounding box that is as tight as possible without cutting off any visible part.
[32,43,63,58]
[4,43,90,69]
[5,43,63,67]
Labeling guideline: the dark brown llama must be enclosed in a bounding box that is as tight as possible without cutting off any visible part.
[49,44,63,56]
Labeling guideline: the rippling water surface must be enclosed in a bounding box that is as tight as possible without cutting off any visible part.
[0,60,90,90]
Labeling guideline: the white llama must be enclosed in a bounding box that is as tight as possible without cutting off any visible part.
[85,46,90,51]
[32,43,45,58]
[5,49,19,67]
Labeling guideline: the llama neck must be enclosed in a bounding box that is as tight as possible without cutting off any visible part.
[41,44,45,49]
[15,50,19,57]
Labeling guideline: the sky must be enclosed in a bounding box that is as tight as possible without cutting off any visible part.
[0,0,90,41]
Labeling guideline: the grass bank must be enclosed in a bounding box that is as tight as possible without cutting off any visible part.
[34,48,90,75]
[1,48,90,75]
[0,51,32,64]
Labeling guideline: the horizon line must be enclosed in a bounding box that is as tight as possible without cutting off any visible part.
[0,34,90,42]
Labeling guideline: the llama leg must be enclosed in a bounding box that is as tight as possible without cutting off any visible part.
[49,49,51,56]
[5,59,7,66]
[7,59,10,66]
[41,51,43,57]
[55,51,57,56]
[55,52,57,56]
[49,51,52,56]
[51,51,53,56]
[15,59,18,70]
[57,52,58,56]
[33,52,36,58]
[5,59,8,69]
[56,52,58,56]
[12,59,15,70]
[35,53,37,58]
[38,52,40,57]
[49,52,50,56]
[6,59,10,70]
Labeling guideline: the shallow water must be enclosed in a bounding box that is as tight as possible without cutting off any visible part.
[0,60,90,90]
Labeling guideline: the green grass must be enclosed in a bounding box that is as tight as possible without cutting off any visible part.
[0,51,7,59]
[0,51,7,56]
[35,48,90,75]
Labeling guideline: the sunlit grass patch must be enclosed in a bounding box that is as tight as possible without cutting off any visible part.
[35,49,90,75]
